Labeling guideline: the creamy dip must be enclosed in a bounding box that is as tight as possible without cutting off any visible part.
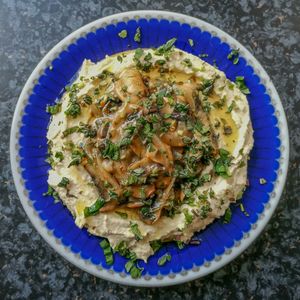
[46,40,253,261]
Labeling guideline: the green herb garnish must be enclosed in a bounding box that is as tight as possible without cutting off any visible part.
[46,103,61,115]
[227,48,240,64]
[157,253,171,266]
[154,38,177,56]
[134,27,141,43]
[57,177,69,188]
[43,185,59,200]
[214,148,231,178]
[201,79,215,96]
[130,222,143,241]
[259,178,267,185]
[101,140,120,161]
[55,151,64,162]
[150,240,162,253]
[224,208,232,223]
[183,209,193,225]
[176,241,185,249]
[188,38,194,47]
[84,198,105,217]
[118,29,127,39]
[235,76,250,95]
[125,259,144,279]
[68,148,86,167]
[100,239,114,265]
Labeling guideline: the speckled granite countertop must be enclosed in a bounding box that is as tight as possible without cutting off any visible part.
[1,0,299,299]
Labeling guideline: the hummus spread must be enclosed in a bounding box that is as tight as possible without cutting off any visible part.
[46,39,253,261]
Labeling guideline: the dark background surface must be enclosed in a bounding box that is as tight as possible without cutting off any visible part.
[1,0,299,299]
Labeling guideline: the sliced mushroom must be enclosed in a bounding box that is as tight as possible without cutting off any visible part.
[115,68,147,103]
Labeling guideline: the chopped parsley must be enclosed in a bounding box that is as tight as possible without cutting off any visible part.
[240,203,249,217]
[118,29,127,39]
[259,178,267,185]
[176,241,185,249]
[154,38,176,56]
[125,259,144,279]
[55,151,64,162]
[68,148,86,167]
[57,177,69,188]
[227,101,236,113]
[182,58,192,68]
[201,79,215,96]
[214,148,231,178]
[227,48,240,65]
[223,207,232,223]
[82,95,92,105]
[65,101,81,118]
[188,38,194,47]
[101,140,120,161]
[130,222,143,241]
[84,198,105,217]
[43,185,59,200]
[235,76,250,95]
[157,253,171,266]
[114,241,130,257]
[183,209,193,225]
[134,27,141,43]
[199,53,209,58]
[117,55,123,63]
[46,103,61,115]
[100,239,114,265]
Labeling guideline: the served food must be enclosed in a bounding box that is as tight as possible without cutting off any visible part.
[46,38,253,263]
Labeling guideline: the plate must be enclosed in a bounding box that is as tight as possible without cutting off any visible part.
[10,11,289,287]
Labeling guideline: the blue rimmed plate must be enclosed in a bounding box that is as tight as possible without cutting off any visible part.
[10,11,289,287]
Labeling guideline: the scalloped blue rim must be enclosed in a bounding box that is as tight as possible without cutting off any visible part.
[16,16,281,278]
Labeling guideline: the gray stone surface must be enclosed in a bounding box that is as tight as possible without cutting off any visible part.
[0,0,299,299]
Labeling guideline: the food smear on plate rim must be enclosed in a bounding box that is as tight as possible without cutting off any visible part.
[45,38,254,277]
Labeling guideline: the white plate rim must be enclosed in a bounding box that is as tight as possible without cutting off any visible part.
[10,10,289,287]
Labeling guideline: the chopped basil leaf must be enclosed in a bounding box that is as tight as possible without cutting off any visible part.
[157,252,171,266]
[84,198,105,217]
[235,76,250,95]
[46,103,61,115]
[130,222,143,240]
[134,27,141,43]
[118,29,127,39]
[100,239,114,265]
[57,177,69,188]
